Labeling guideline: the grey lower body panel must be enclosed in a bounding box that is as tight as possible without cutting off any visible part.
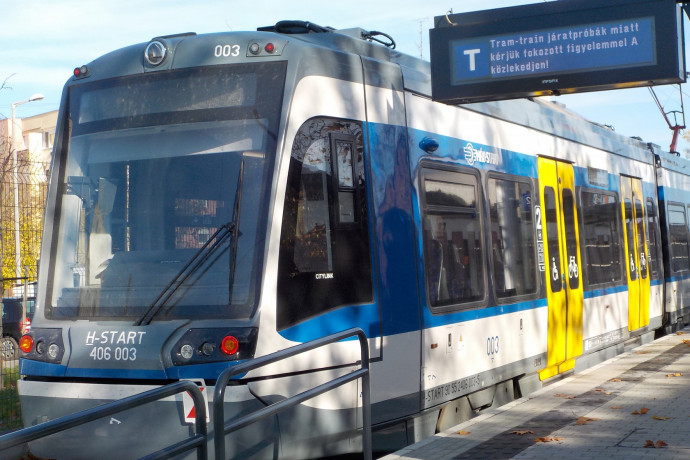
[19,380,359,460]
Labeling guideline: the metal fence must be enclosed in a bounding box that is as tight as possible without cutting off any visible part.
[1,148,48,293]
[0,146,49,435]
[0,358,21,434]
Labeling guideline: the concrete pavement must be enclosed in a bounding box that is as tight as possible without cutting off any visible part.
[382,328,690,459]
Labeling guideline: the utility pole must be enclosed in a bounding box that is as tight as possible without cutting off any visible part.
[10,94,44,279]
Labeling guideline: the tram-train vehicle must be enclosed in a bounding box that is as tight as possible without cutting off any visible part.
[16,20,690,458]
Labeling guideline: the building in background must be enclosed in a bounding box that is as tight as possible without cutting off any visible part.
[0,110,57,297]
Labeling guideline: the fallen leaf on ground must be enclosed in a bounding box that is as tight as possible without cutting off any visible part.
[644,440,668,448]
[575,416,600,425]
[636,351,650,354]
[535,436,563,443]
[632,407,650,415]
[510,430,535,435]
[609,378,622,382]
[610,406,623,410]
[457,430,471,435]
[652,416,671,420]
[666,373,682,378]
[676,331,685,335]
[593,388,612,395]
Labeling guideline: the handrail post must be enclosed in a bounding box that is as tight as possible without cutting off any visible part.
[213,328,371,460]
[358,331,372,460]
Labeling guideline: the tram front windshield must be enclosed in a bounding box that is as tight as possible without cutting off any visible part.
[46,62,285,320]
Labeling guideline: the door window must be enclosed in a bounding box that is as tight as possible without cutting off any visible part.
[544,186,562,293]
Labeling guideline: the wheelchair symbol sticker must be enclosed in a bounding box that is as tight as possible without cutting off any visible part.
[630,253,636,273]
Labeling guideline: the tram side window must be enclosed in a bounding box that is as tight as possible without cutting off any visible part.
[668,203,690,272]
[422,169,484,309]
[277,118,372,330]
[635,199,647,280]
[580,191,622,286]
[646,199,660,278]
[487,177,537,299]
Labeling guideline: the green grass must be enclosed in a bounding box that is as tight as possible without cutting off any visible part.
[0,366,23,433]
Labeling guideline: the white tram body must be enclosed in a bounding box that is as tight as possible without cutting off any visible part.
[16,22,686,458]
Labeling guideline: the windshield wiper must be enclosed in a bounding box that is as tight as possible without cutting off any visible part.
[227,159,244,303]
[135,222,236,326]
[135,160,245,326]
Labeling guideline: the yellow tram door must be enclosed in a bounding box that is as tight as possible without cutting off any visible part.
[538,158,584,380]
[620,176,650,331]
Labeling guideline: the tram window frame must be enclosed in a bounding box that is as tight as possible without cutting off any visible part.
[543,186,562,294]
[646,198,661,279]
[419,164,486,313]
[276,117,373,330]
[624,197,637,281]
[579,189,623,288]
[667,202,690,273]
[486,173,538,302]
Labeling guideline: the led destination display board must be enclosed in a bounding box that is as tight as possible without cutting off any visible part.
[430,0,685,104]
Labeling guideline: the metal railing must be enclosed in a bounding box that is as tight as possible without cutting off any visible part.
[213,327,372,460]
[0,328,371,459]
[0,380,208,460]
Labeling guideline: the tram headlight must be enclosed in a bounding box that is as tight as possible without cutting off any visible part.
[47,343,60,360]
[201,342,215,356]
[249,43,261,55]
[171,327,258,366]
[20,328,64,364]
[73,65,89,79]
[180,344,194,360]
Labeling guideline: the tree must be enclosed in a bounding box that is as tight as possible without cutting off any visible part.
[0,75,49,294]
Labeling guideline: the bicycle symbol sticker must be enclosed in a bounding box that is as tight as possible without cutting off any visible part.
[568,256,578,279]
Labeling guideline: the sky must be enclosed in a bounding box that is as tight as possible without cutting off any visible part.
[1,0,689,154]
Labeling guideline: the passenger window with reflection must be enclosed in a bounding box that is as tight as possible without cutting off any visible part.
[487,177,537,299]
[580,191,622,286]
[668,203,689,272]
[646,199,660,278]
[422,171,484,309]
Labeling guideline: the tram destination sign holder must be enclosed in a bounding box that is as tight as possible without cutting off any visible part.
[430,0,686,104]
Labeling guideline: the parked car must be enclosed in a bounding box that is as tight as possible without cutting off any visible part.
[1,297,34,360]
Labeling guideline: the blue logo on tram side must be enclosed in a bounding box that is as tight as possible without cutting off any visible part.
[463,143,500,166]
